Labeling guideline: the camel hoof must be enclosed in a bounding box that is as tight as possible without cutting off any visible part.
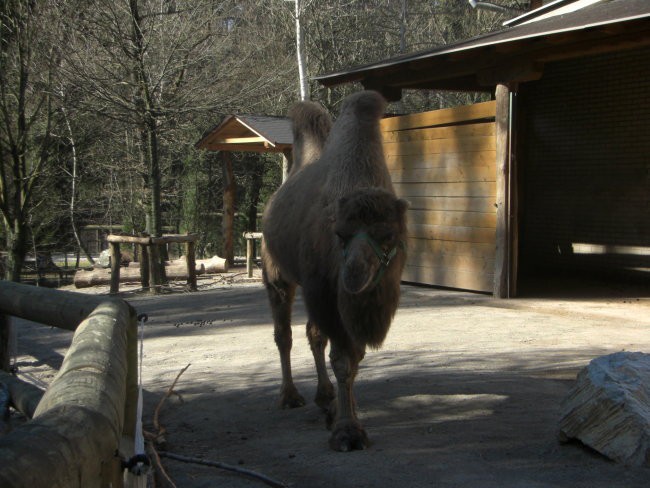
[279,386,306,409]
[329,423,370,452]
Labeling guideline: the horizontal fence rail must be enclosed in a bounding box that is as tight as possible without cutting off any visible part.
[0,280,140,488]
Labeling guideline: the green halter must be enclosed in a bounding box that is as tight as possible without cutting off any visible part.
[343,231,404,288]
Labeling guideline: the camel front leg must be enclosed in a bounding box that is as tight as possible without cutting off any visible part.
[306,320,335,410]
[328,341,368,451]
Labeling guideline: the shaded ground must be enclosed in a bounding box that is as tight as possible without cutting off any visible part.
[9,271,650,487]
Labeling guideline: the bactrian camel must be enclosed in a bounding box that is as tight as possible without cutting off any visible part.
[262,90,407,451]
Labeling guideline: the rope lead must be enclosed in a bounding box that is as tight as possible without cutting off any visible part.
[124,313,150,476]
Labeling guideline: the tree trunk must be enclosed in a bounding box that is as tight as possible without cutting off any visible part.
[129,0,167,291]
[4,229,26,283]
[294,0,310,100]
[61,91,95,266]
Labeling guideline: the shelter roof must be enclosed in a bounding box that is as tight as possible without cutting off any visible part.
[314,0,650,97]
[196,114,292,153]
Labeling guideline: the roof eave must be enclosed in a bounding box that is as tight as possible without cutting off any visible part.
[314,11,650,95]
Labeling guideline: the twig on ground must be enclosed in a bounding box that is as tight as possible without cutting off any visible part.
[145,438,177,488]
[158,451,289,488]
[153,363,191,433]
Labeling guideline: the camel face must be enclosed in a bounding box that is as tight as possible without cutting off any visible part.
[335,189,408,295]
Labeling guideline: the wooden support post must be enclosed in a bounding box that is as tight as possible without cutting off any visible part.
[0,313,10,372]
[243,232,262,278]
[185,240,197,291]
[246,238,254,278]
[110,241,121,295]
[149,243,163,294]
[222,151,235,267]
[139,244,150,291]
[494,83,512,298]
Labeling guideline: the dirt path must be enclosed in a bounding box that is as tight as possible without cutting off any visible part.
[11,275,650,487]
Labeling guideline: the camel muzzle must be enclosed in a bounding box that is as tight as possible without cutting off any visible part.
[342,231,402,293]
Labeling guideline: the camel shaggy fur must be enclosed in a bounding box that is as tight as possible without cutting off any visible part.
[262,91,408,451]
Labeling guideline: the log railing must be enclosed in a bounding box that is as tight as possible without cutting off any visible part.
[107,233,199,294]
[0,280,141,487]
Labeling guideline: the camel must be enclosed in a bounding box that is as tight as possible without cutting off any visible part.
[262,91,408,451]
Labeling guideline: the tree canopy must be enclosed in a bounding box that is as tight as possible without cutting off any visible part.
[0,0,520,280]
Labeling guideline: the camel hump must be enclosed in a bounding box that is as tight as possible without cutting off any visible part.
[288,100,332,174]
[339,90,387,122]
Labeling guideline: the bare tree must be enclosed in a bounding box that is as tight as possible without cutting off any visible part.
[0,1,63,281]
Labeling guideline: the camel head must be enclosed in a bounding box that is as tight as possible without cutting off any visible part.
[335,188,408,295]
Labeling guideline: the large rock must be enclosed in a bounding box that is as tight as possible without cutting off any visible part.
[558,351,650,466]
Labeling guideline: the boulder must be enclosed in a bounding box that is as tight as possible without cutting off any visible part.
[558,351,650,466]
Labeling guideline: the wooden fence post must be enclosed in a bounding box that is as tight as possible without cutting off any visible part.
[139,244,150,291]
[185,240,197,291]
[110,241,121,294]
[148,243,163,294]
[243,232,262,278]
[0,313,10,371]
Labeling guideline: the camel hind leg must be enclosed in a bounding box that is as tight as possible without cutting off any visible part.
[306,320,335,410]
[263,267,305,409]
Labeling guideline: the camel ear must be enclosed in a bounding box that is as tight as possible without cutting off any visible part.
[395,198,409,216]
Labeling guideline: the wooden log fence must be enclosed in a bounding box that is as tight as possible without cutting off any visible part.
[107,233,199,294]
[0,280,141,488]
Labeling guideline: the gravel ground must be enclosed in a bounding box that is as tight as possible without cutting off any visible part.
[7,269,650,487]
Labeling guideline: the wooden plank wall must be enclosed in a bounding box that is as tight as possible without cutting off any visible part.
[381,101,497,292]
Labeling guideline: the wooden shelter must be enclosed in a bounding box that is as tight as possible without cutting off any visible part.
[196,114,292,265]
[316,0,650,297]
[196,114,292,154]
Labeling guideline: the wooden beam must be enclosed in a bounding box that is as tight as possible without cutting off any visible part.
[150,233,199,244]
[0,280,108,332]
[200,143,286,153]
[0,300,135,487]
[493,83,511,298]
[478,60,544,86]
[0,371,43,418]
[107,235,151,245]
[216,136,266,144]
[381,101,495,131]
[362,82,402,102]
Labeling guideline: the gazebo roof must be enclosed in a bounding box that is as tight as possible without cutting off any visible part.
[196,114,292,153]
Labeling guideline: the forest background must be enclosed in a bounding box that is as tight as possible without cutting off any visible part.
[0,0,523,280]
